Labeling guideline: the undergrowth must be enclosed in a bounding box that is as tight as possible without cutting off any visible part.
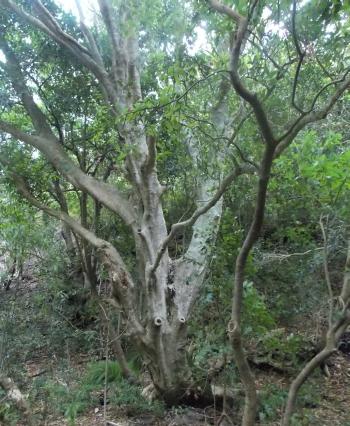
[30,361,164,425]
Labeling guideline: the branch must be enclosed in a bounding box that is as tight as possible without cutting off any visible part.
[148,164,252,276]
[0,0,118,106]
[11,173,108,250]
[74,0,105,67]
[320,215,334,327]
[209,0,243,22]
[209,0,276,145]
[308,68,350,112]
[340,239,350,305]
[124,70,228,117]
[275,73,350,156]
[142,135,157,175]
[291,0,305,113]
[0,376,34,426]
[0,120,136,226]
[97,0,125,87]
[9,170,145,335]
[0,34,55,138]
[261,247,323,263]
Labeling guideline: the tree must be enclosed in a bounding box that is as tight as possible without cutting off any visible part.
[208,1,350,424]
[0,0,250,403]
[0,0,349,418]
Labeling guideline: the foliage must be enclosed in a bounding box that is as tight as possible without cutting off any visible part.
[242,281,276,336]
[31,361,164,425]
[0,0,350,423]
[259,384,288,423]
[0,388,20,425]
[259,380,322,424]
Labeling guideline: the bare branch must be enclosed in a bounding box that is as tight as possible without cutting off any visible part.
[209,0,243,22]
[209,0,276,145]
[0,35,55,138]
[291,0,305,113]
[261,247,323,263]
[142,135,157,175]
[0,33,136,225]
[341,239,350,304]
[74,0,105,67]
[148,164,253,276]
[4,169,145,337]
[12,173,108,250]
[275,73,350,156]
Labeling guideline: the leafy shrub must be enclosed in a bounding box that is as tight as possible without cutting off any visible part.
[84,361,124,386]
[31,361,164,425]
[259,379,322,424]
[261,329,304,364]
[259,384,287,423]
[242,281,276,336]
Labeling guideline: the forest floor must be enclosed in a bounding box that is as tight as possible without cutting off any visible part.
[1,263,350,425]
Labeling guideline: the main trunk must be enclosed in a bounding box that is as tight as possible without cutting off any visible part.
[141,322,191,404]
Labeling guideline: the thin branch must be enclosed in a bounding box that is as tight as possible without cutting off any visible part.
[291,0,305,113]
[308,67,350,112]
[319,215,333,327]
[97,0,125,87]
[124,70,228,118]
[10,173,108,250]
[262,247,323,263]
[275,72,350,156]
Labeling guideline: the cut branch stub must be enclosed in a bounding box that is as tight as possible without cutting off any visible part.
[154,317,163,327]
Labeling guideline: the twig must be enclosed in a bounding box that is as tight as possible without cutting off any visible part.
[262,247,323,263]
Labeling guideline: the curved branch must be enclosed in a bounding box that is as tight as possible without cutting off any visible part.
[0,120,136,226]
[291,54,305,113]
[0,35,54,138]
[275,73,350,156]
[209,0,276,145]
[5,170,145,336]
[209,0,243,22]
[12,173,109,250]
[0,0,119,106]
